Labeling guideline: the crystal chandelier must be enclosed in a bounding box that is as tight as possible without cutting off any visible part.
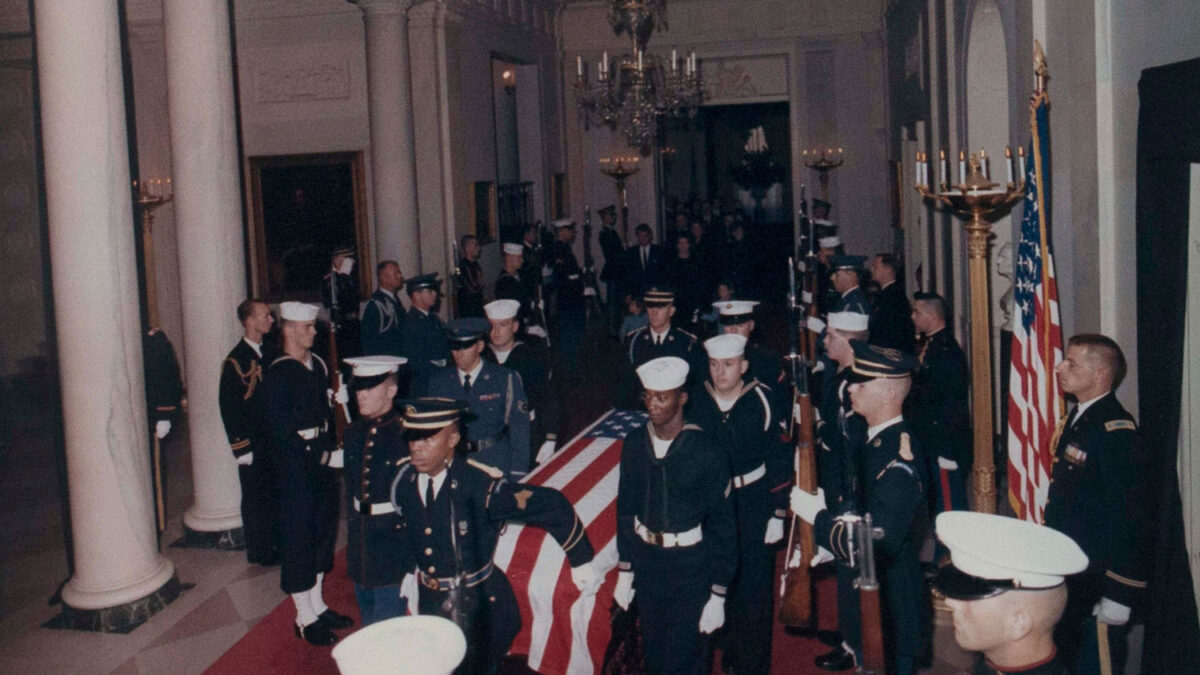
[574,0,704,150]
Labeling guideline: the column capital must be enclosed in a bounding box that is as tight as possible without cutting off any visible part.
[350,0,413,17]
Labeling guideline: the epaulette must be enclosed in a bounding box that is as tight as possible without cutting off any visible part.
[1105,419,1136,432]
[681,422,704,433]
[899,432,914,461]
[467,458,505,479]
[395,456,412,468]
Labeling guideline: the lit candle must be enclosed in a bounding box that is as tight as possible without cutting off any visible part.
[637,50,643,72]
[958,150,966,185]
[671,48,678,72]
[577,56,583,78]
[1005,146,1013,184]
[915,153,922,187]
[939,149,948,188]
[980,148,989,180]
[602,51,608,74]
[1017,146,1026,178]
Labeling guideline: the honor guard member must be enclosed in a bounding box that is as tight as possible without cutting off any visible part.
[342,355,412,625]
[402,273,450,396]
[548,218,587,379]
[143,326,183,532]
[389,398,599,674]
[263,301,354,646]
[936,512,1089,675]
[689,335,791,675]
[427,318,532,482]
[613,357,737,674]
[493,242,535,329]
[360,260,406,358]
[1044,334,1151,675]
[518,223,543,306]
[219,299,280,565]
[868,254,916,353]
[613,285,704,409]
[482,300,559,466]
[322,244,361,357]
[828,255,870,315]
[791,342,929,675]
[910,292,970,515]
[816,236,843,314]
[597,204,625,335]
[455,234,485,318]
[715,300,789,417]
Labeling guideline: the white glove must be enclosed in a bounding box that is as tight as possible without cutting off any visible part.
[937,456,959,471]
[527,325,547,338]
[811,545,835,567]
[570,562,601,595]
[400,572,420,615]
[536,440,557,464]
[806,316,826,333]
[613,570,635,610]
[236,452,253,466]
[584,287,597,297]
[1093,597,1131,626]
[698,593,725,634]
[811,360,826,374]
[327,449,345,469]
[764,517,785,544]
[333,383,349,405]
[789,486,826,524]
[155,420,171,439]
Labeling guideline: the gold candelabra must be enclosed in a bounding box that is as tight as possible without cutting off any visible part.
[915,153,1024,514]
[600,155,640,242]
[802,147,844,201]
[133,177,174,328]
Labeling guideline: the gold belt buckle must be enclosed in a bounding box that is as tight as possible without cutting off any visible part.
[645,530,660,546]
[420,574,439,591]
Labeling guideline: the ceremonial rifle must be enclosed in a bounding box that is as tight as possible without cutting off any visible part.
[779,255,819,626]
[798,187,820,362]
[848,512,887,674]
[326,273,351,448]
[450,239,462,318]
[532,220,552,346]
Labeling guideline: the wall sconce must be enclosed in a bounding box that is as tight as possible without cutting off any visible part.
[501,68,516,92]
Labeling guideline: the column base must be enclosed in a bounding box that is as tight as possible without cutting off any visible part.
[174,523,245,551]
[46,574,187,634]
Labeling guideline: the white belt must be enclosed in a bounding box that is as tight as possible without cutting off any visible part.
[353,496,394,516]
[732,463,766,489]
[634,517,703,548]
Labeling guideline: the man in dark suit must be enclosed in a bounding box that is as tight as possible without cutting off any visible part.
[1045,334,1151,675]
[219,298,280,565]
[359,260,406,357]
[402,273,450,396]
[623,222,667,300]
[597,204,625,335]
[868,254,915,352]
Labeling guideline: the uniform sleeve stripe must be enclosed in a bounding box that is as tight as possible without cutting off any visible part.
[1106,570,1148,589]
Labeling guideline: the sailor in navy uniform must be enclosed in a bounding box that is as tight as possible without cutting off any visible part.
[829,254,869,315]
[613,286,704,409]
[389,398,599,675]
[1044,335,1151,675]
[935,512,1089,675]
[493,242,535,328]
[791,342,929,675]
[321,244,361,358]
[359,260,406,358]
[613,357,737,675]
[342,355,411,625]
[427,318,532,482]
[689,335,791,675]
[402,273,450,396]
[713,299,789,418]
[482,300,559,467]
[263,301,354,646]
[219,299,280,565]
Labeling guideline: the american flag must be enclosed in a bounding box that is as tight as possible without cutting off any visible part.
[1006,90,1064,523]
[495,409,648,675]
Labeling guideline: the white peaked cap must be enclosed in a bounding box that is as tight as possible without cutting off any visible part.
[331,615,466,675]
[818,236,841,249]
[713,300,759,316]
[502,243,524,255]
[937,512,1089,589]
[812,218,834,227]
[552,218,574,229]
[484,299,520,320]
[279,301,319,322]
[344,355,408,376]
[705,333,747,359]
[827,311,870,332]
[636,356,689,391]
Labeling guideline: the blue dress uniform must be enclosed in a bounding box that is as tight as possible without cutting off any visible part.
[483,341,559,465]
[343,408,411,624]
[359,288,406,357]
[690,380,791,675]
[1044,392,1150,674]
[218,337,280,564]
[263,353,340,596]
[910,326,971,512]
[616,422,737,674]
[402,274,450,396]
[390,403,594,675]
[832,286,870,315]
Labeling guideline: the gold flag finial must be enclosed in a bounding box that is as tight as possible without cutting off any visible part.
[1033,40,1049,94]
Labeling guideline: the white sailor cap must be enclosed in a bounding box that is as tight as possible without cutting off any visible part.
[484,299,520,320]
[827,311,870,332]
[818,236,841,249]
[636,356,689,391]
[502,243,524,256]
[812,218,834,227]
[704,333,747,359]
[344,355,408,390]
[552,218,575,229]
[331,615,466,675]
[935,512,1089,600]
[279,301,319,322]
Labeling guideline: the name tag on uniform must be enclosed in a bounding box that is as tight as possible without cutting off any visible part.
[1064,443,1088,467]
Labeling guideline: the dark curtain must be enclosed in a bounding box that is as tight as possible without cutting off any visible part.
[1135,56,1200,673]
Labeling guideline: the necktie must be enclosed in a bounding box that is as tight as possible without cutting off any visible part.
[424,478,435,512]
[1066,406,1078,429]
[642,247,648,269]
[463,373,472,396]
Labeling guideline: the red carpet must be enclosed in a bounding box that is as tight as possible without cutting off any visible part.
[206,549,848,674]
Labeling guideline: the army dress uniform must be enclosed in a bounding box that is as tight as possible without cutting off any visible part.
[616,421,737,674]
[402,274,450,396]
[547,223,586,379]
[1044,392,1150,674]
[218,336,280,564]
[428,358,532,482]
[910,326,971,512]
[689,377,791,675]
[598,214,625,334]
[359,288,406,358]
[390,450,594,673]
[614,304,705,409]
[483,340,559,466]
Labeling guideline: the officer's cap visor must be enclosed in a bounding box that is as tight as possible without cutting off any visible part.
[349,372,393,392]
[934,563,1015,600]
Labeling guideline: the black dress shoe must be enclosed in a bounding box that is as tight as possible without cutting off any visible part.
[295,621,337,646]
[317,609,354,630]
[816,629,841,647]
[814,645,856,671]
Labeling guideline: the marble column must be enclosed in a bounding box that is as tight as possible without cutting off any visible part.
[34,0,180,630]
[163,0,247,547]
[354,0,422,275]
